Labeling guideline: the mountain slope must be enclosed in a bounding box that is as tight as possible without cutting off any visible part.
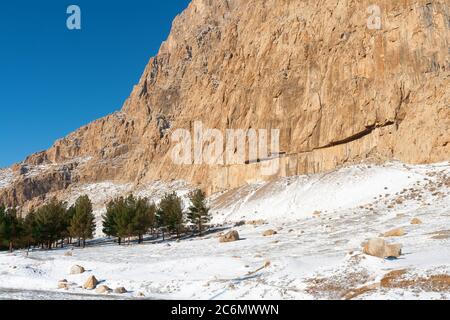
[0,161,449,299]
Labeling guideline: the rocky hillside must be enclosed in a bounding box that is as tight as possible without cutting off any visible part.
[1,0,449,209]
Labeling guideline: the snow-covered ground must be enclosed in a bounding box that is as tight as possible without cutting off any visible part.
[0,161,449,300]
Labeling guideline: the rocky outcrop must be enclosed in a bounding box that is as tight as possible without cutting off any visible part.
[0,0,448,209]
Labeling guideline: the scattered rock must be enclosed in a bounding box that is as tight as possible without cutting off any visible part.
[114,287,128,294]
[83,276,98,290]
[411,218,423,225]
[95,285,112,294]
[382,228,406,237]
[263,229,277,237]
[234,220,245,227]
[246,220,266,226]
[70,265,85,275]
[219,230,240,243]
[363,238,402,259]
[137,292,145,297]
[57,279,69,289]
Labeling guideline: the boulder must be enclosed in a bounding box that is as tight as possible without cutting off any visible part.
[114,287,128,294]
[95,285,111,294]
[70,265,85,275]
[263,229,277,237]
[384,243,402,258]
[83,276,98,290]
[64,251,73,257]
[57,279,69,289]
[363,238,386,258]
[363,238,402,259]
[411,218,423,225]
[219,230,240,243]
[382,228,406,237]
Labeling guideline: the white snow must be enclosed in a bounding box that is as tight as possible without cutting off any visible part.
[0,168,15,190]
[0,161,449,300]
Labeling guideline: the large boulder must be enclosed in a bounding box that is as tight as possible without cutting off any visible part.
[363,238,387,258]
[363,238,402,259]
[114,287,128,294]
[83,276,98,290]
[411,218,423,225]
[384,243,403,258]
[263,229,278,237]
[70,265,85,275]
[219,230,240,243]
[95,285,111,294]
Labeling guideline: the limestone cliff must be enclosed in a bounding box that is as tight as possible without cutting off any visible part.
[1,0,449,208]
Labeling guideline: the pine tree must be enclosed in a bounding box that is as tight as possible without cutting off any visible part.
[69,195,96,248]
[65,205,76,244]
[34,198,67,249]
[157,192,184,239]
[22,210,38,251]
[132,198,156,244]
[102,195,161,245]
[102,197,125,245]
[114,195,137,244]
[0,207,23,252]
[187,189,211,236]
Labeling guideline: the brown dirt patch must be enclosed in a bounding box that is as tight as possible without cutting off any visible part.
[380,270,450,292]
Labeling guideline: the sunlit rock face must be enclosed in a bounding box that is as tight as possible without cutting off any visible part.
[1,0,449,208]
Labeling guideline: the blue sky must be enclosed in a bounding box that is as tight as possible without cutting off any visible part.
[0,0,191,168]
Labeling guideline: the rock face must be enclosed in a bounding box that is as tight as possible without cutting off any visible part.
[0,0,449,209]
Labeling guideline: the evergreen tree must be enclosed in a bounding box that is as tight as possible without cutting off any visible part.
[34,198,67,249]
[132,198,156,244]
[114,195,137,244]
[65,205,76,244]
[22,210,38,250]
[187,189,211,236]
[157,192,184,239]
[0,207,23,252]
[69,195,96,248]
[102,197,126,245]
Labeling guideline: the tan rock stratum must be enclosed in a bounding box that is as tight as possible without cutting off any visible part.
[0,0,449,209]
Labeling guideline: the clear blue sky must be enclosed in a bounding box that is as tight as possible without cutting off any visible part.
[0,0,191,168]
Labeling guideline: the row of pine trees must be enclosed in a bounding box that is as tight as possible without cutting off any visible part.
[0,189,210,252]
